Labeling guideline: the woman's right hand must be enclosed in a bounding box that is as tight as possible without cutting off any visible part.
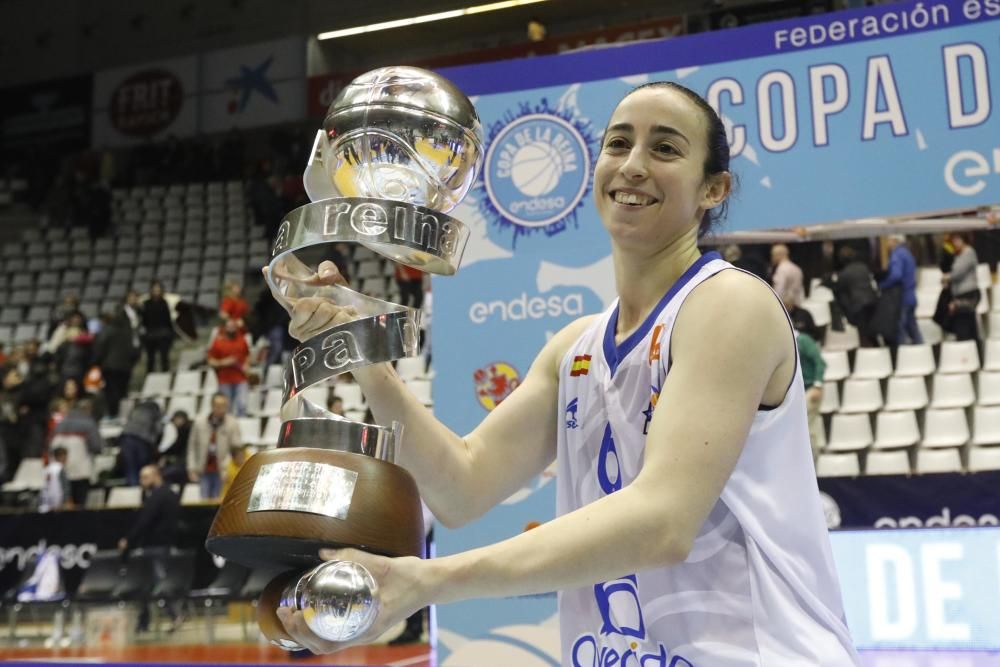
[262,260,361,343]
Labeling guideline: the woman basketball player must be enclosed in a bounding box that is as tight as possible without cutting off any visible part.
[268,82,860,665]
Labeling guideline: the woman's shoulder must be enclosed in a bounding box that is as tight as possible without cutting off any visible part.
[678,269,790,347]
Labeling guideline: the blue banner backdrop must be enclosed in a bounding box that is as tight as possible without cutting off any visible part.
[431,1,999,663]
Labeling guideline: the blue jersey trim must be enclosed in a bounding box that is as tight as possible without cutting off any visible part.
[602,252,721,378]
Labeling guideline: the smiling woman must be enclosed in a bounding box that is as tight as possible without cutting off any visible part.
[269,82,861,666]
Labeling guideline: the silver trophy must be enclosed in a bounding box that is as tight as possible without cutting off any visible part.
[206,66,484,646]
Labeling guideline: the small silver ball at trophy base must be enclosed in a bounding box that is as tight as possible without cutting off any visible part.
[282,560,380,643]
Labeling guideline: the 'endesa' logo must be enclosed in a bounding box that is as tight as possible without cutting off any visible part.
[874,507,1000,528]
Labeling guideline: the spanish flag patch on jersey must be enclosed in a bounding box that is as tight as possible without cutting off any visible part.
[570,354,592,377]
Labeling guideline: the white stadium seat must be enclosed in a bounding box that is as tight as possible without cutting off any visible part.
[921,409,970,449]
[866,450,911,476]
[873,410,920,450]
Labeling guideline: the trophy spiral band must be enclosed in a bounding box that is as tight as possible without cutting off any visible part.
[204,65,484,645]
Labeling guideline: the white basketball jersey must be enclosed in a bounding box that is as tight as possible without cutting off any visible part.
[556,252,859,666]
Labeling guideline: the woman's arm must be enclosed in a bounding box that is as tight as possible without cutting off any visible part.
[355,315,591,528]
[275,260,594,528]
[277,273,794,654]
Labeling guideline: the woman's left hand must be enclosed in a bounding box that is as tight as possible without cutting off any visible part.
[276,548,432,655]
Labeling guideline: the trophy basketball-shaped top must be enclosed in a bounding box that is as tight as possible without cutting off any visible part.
[206,66,483,647]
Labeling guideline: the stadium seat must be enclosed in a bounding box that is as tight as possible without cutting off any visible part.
[801,300,831,328]
[972,405,1000,446]
[918,267,943,290]
[819,381,839,414]
[921,409,970,448]
[180,484,202,505]
[977,262,992,288]
[141,372,173,397]
[873,410,920,449]
[851,347,892,379]
[894,345,936,377]
[938,340,980,374]
[238,417,262,445]
[816,452,860,477]
[809,284,835,303]
[407,379,433,405]
[983,339,1000,371]
[827,414,873,452]
[260,417,281,447]
[298,385,328,408]
[866,450,911,476]
[333,383,365,411]
[988,311,1000,339]
[106,486,143,508]
[916,319,943,345]
[821,351,850,382]
[916,448,963,474]
[883,376,930,412]
[915,289,939,319]
[255,390,283,417]
[1,458,44,492]
[978,372,1000,406]
[167,394,199,418]
[396,356,427,381]
[823,326,859,352]
[172,370,203,395]
[839,379,883,414]
[968,446,1000,472]
[929,373,976,409]
[264,364,284,387]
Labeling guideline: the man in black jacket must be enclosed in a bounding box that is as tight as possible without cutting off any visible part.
[118,464,181,632]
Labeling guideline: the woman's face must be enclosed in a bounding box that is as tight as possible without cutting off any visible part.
[593,87,728,253]
[63,379,79,400]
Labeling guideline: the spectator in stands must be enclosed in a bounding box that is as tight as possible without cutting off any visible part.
[18,359,52,460]
[48,293,83,339]
[208,318,251,417]
[50,396,104,507]
[93,308,141,419]
[52,312,93,384]
[395,263,425,309]
[124,290,142,334]
[141,281,174,373]
[58,378,80,410]
[0,367,23,481]
[118,400,163,487]
[327,395,344,416]
[834,246,879,347]
[219,280,249,330]
[770,243,804,308]
[118,463,181,633]
[252,288,291,368]
[0,343,6,367]
[159,410,192,487]
[39,447,70,513]
[796,330,827,463]
[221,443,251,498]
[879,234,922,345]
[722,244,769,280]
[943,233,981,342]
[187,393,242,500]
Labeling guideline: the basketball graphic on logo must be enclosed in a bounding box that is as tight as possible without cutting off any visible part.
[511,141,563,196]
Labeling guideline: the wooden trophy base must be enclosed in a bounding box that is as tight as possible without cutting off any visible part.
[206,447,425,570]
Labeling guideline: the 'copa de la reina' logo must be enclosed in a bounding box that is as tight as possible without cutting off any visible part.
[484,112,591,231]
